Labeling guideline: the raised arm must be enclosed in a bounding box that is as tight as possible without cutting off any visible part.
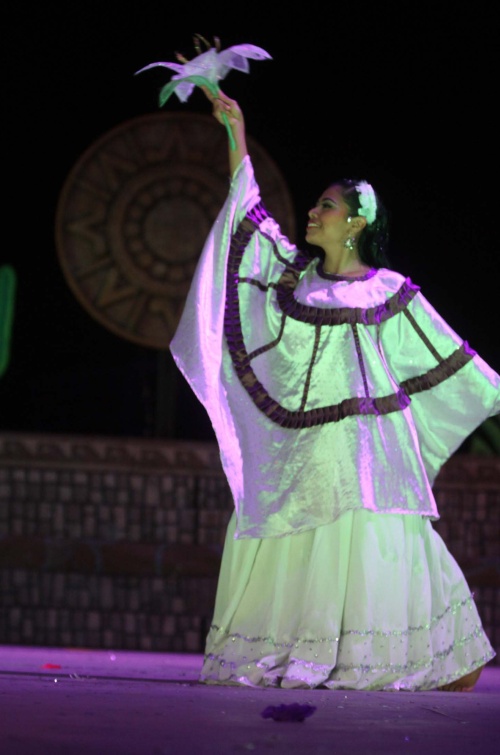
[205,89,248,176]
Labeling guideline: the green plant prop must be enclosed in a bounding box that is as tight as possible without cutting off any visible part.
[0,264,16,377]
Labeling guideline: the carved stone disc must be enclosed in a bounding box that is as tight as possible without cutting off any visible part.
[55,112,296,349]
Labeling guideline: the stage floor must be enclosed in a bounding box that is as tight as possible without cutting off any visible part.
[1,645,499,754]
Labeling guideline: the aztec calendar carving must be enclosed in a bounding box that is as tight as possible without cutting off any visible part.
[55,112,296,349]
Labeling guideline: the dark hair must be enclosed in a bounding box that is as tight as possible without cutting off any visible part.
[334,179,390,268]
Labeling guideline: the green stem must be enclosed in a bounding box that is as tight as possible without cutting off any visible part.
[222,112,236,151]
[210,84,235,151]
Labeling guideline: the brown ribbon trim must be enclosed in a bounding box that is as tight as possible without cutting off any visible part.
[224,207,476,429]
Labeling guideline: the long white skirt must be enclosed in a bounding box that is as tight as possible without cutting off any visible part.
[200,510,495,690]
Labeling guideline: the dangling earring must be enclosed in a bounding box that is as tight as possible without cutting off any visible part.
[345,216,356,251]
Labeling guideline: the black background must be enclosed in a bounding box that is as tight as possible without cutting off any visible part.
[2,2,498,440]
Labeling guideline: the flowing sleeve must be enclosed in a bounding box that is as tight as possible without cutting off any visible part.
[380,289,500,484]
[169,156,297,510]
[170,155,260,403]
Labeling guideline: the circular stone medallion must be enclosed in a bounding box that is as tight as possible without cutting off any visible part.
[55,112,296,349]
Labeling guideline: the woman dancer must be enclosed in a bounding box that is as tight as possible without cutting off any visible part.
[170,89,498,691]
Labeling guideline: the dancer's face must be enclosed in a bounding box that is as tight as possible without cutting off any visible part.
[305,185,351,249]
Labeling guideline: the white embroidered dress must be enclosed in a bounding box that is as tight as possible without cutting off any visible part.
[170,156,498,689]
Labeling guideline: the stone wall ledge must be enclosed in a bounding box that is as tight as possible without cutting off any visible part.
[0,535,221,577]
[0,432,224,473]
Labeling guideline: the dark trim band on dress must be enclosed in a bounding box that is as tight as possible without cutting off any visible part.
[247,312,287,362]
[224,207,477,429]
[238,278,279,292]
[316,261,378,282]
[276,271,421,326]
[403,309,442,362]
[247,203,311,272]
[401,342,476,395]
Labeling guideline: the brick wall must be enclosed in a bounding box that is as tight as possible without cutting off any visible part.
[1,433,499,660]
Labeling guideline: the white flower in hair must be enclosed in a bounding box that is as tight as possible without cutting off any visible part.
[355,181,377,226]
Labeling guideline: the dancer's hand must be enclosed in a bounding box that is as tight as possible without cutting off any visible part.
[205,89,244,130]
